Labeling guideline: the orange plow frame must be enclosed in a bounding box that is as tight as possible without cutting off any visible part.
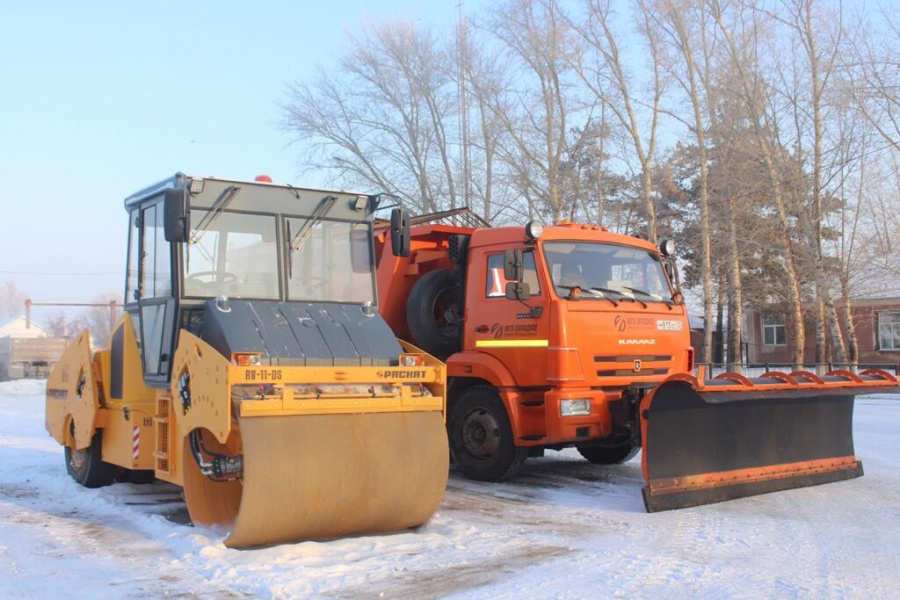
[639,368,898,512]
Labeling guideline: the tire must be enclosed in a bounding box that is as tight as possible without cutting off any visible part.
[576,441,640,465]
[448,385,528,481]
[65,428,120,489]
[406,269,461,358]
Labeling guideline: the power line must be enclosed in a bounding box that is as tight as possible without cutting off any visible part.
[0,270,123,276]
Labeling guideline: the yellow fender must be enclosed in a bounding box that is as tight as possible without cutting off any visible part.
[170,330,233,445]
[45,331,104,450]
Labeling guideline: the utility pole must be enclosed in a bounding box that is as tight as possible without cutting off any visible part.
[456,1,472,211]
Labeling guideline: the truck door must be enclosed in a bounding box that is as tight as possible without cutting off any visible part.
[129,201,177,387]
[464,247,549,387]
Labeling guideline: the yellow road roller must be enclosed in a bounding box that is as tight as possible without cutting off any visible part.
[45,174,448,548]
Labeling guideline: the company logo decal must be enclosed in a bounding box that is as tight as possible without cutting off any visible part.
[614,316,654,332]
[634,360,642,372]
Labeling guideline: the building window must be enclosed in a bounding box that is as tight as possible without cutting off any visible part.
[877,312,900,351]
[762,315,787,346]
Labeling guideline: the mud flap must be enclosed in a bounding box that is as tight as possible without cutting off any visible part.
[639,370,895,512]
[183,411,449,548]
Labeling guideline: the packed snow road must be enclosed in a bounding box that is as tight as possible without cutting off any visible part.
[1,380,898,599]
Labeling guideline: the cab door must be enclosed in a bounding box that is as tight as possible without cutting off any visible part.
[464,246,550,388]
[126,200,177,387]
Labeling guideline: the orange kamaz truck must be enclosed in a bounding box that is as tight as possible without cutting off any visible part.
[375,211,898,511]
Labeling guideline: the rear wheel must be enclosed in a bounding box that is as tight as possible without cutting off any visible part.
[576,440,640,465]
[65,426,120,488]
[448,386,528,481]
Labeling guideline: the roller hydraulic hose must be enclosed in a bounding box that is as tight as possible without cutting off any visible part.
[189,429,243,479]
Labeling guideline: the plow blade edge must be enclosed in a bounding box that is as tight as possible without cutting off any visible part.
[640,370,897,512]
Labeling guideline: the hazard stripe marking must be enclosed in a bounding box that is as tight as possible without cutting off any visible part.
[132,426,140,460]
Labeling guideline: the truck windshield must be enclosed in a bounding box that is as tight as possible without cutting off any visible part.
[285,218,375,303]
[183,210,280,300]
[543,241,672,302]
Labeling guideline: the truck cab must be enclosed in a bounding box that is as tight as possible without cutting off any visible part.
[376,219,693,480]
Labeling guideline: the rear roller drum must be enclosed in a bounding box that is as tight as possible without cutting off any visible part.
[448,386,528,481]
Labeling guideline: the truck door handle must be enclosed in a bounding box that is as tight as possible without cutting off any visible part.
[474,325,489,333]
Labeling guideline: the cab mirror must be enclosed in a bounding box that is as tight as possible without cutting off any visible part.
[390,208,410,257]
[503,249,523,282]
[505,281,530,300]
[164,188,190,243]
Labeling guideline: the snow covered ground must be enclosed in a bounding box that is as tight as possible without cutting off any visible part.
[1,380,898,599]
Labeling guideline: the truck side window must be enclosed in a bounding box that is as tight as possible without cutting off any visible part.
[485,253,541,297]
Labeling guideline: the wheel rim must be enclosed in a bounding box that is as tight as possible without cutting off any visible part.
[461,408,501,459]
[69,447,86,470]
[430,288,458,338]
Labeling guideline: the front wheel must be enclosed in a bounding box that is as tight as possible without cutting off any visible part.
[448,386,528,481]
[576,440,640,465]
[65,427,119,488]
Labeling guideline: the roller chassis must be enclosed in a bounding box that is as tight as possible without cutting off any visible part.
[45,174,450,548]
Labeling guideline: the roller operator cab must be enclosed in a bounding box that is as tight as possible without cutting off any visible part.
[45,174,449,548]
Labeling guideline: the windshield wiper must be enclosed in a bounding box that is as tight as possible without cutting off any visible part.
[291,195,337,251]
[588,286,621,307]
[621,286,673,310]
[189,186,241,246]
[558,285,619,307]
[288,195,337,280]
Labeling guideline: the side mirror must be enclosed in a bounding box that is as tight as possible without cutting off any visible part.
[505,281,530,300]
[390,208,410,257]
[164,188,190,243]
[503,249,523,282]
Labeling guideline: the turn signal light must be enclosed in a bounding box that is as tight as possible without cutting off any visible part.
[232,353,262,366]
[399,354,425,367]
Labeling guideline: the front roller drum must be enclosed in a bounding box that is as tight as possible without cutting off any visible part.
[182,411,449,548]
[640,379,864,512]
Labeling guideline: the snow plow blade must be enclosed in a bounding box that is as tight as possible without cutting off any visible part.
[183,411,449,548]
[640,369,898,512]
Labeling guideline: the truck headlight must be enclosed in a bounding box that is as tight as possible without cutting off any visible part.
[560,398,591,416]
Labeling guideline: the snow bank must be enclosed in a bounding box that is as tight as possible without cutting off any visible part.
[0,379,46,396]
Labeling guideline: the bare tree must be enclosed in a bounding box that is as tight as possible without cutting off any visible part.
[570,0,666,241]
[283,21,460,213]
[649,0,715,363]
[711,0,808,367]
[0,281,27,320]
[481,0,587,223]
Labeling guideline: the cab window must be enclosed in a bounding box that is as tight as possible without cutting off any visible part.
[485,252,541,297]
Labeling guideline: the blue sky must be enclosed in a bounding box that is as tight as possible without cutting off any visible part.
[0,1,478,317]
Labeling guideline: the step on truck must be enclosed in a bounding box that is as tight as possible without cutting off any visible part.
[375,213,899,511]
[45,174,448,547]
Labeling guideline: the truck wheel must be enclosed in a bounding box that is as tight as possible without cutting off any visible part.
[448,386,528,481]
[65,427,120,489]
[576,442,640,465]
[406,269,460,358]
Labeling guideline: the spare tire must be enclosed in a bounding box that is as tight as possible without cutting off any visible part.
[406,269,461,358]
